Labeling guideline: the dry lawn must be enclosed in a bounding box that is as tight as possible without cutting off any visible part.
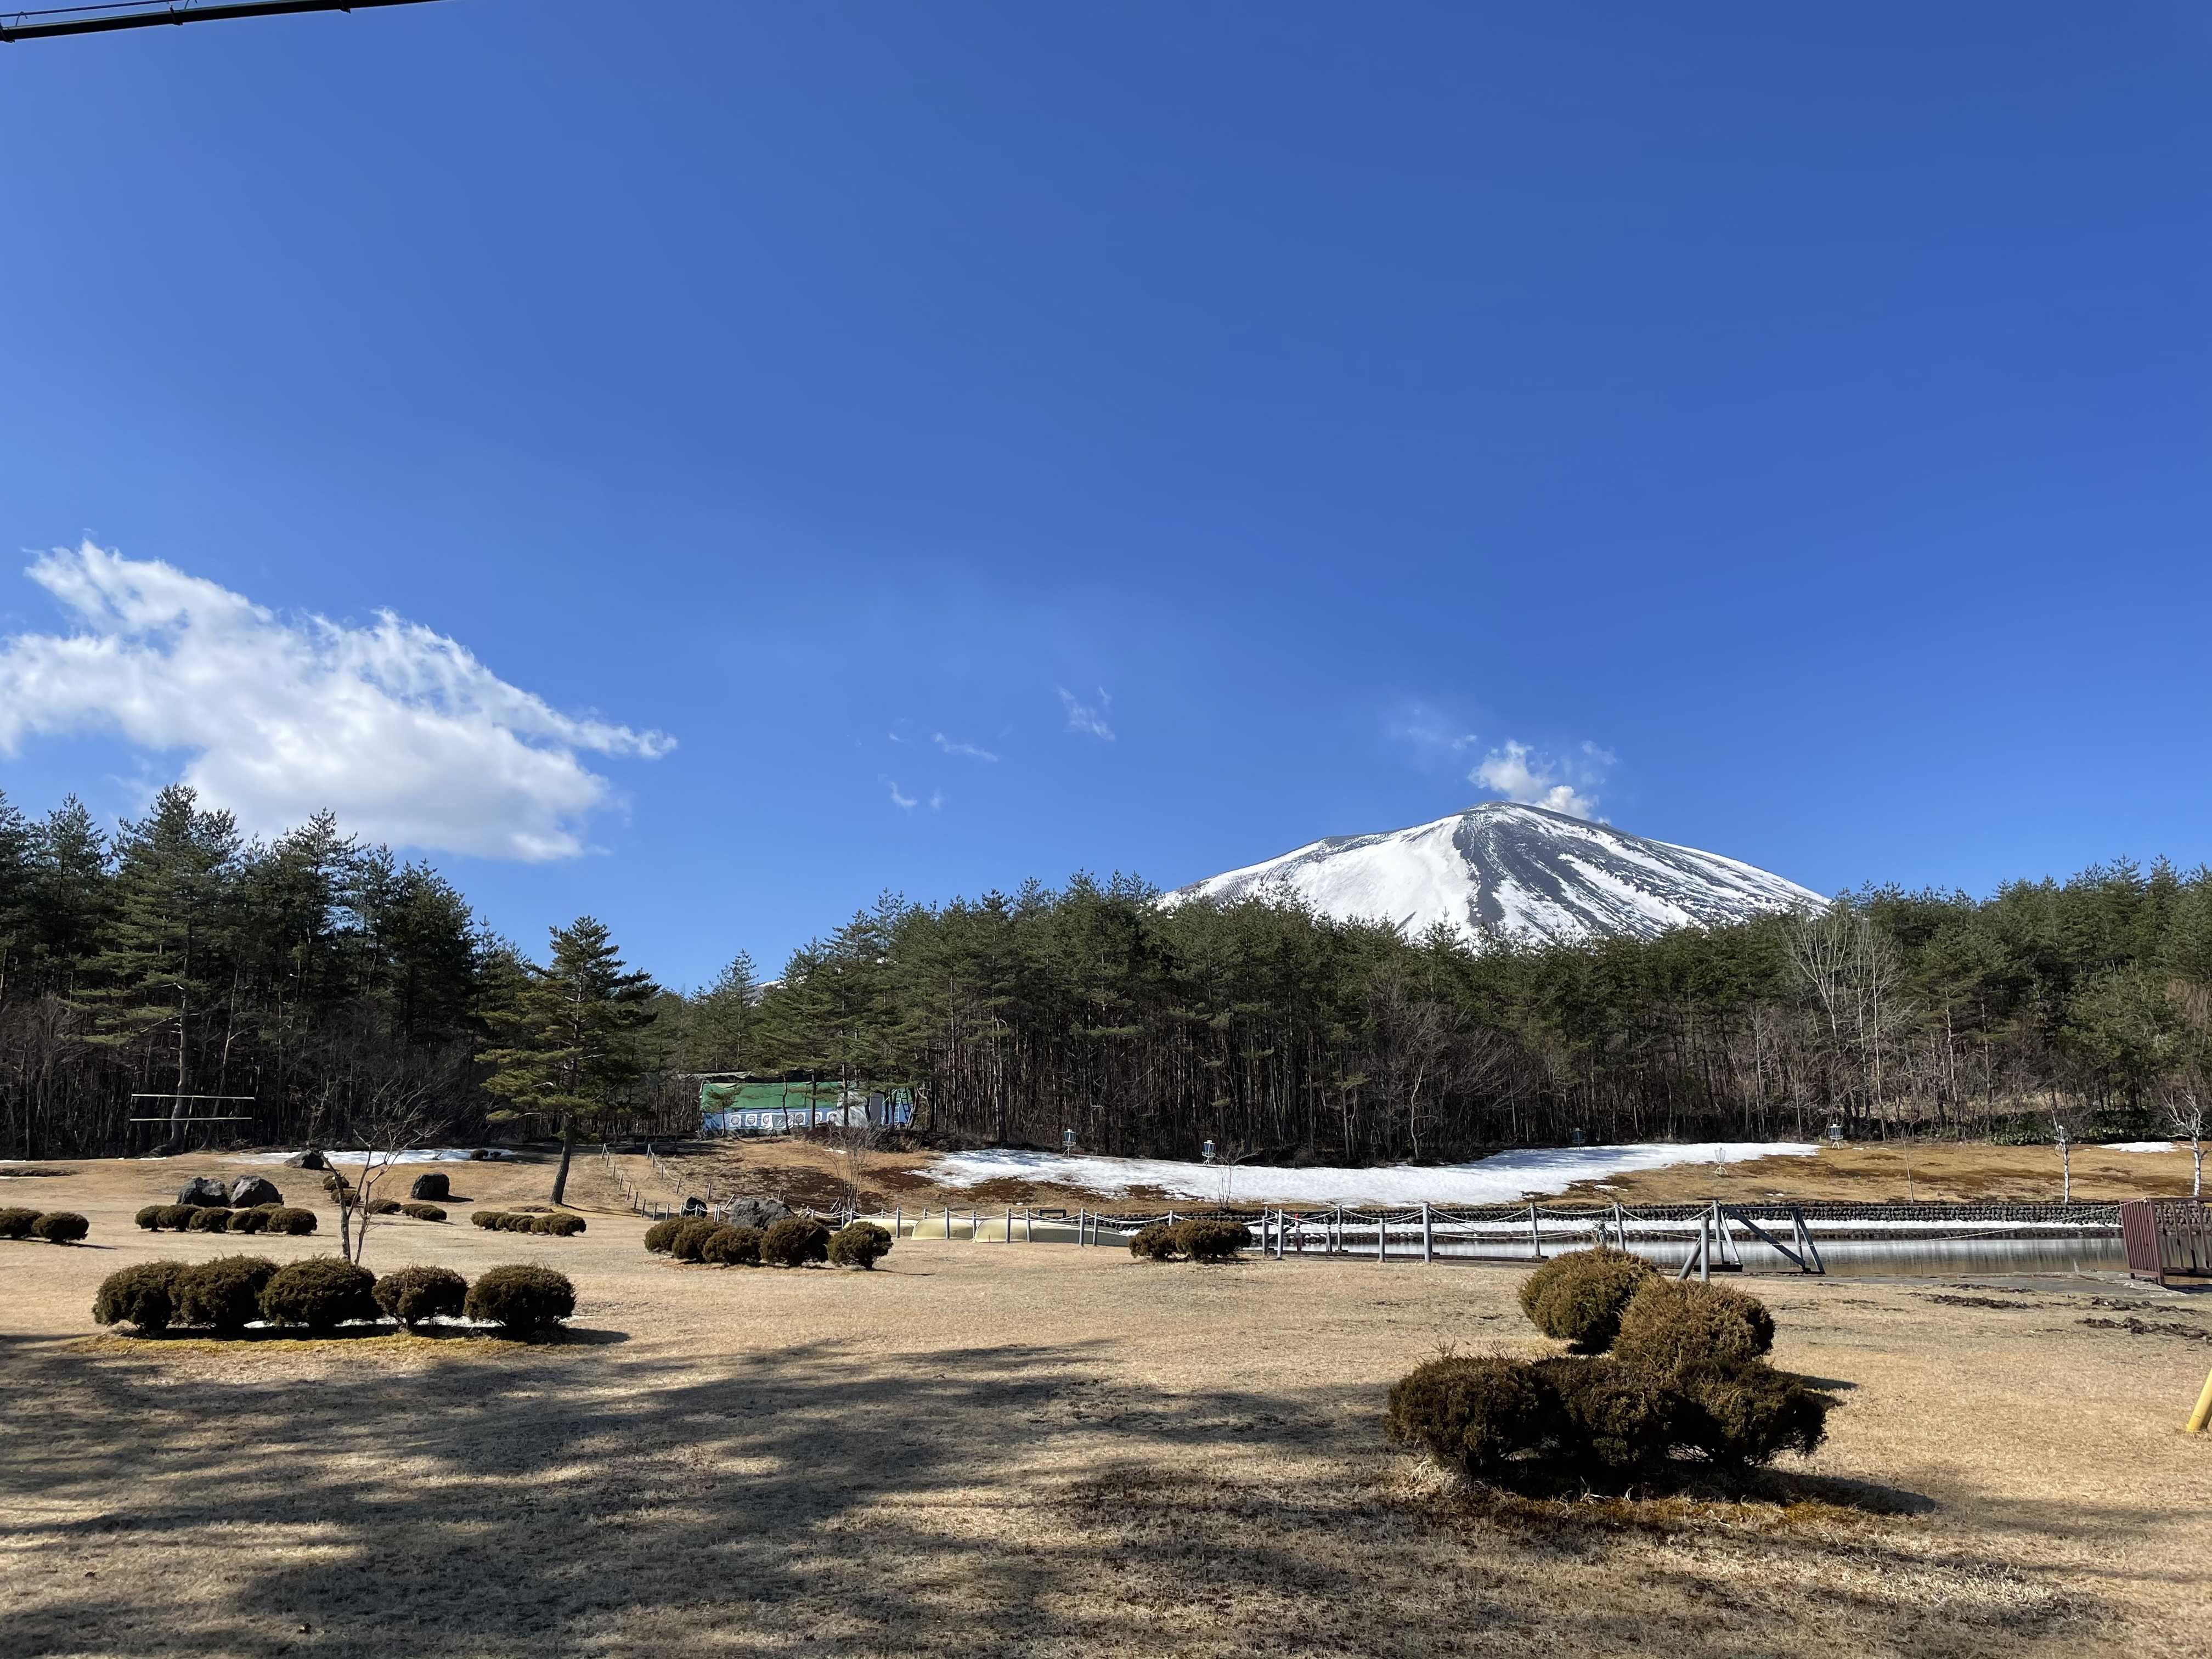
[2,1155,2208,1658]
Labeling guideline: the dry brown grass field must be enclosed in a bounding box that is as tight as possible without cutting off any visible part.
[2,1152,2208,1658]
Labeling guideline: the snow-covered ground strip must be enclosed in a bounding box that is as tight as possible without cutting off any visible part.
[2099,1141,2176,1153]
[924,1142,1819,1205]
[233,1147,516,1166]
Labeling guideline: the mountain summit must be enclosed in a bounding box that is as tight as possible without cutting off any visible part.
[1169,802,1822,950]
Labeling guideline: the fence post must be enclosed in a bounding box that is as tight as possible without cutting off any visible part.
[1274,1209,1285,1259]
[1528,1203,1543,1261]
[971,1207,979,1242]
[1331,1204,1342,1257]
[1422,1203,1433,1264]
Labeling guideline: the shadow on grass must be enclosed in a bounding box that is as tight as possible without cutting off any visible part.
[0,1327,2145,1659]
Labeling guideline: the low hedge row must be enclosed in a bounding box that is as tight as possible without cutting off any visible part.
[645,1215,890,1269]
[0,1208,89,1244]
[94,1257,575,1337]
[136,1204,316,1236]
[1388,1252,1835,1488]
[472,1211,586,1235]
[1128,1218,1252,1263]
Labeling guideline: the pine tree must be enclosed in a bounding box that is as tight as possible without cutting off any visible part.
[688,950,759,1073]
[481,916,658,1204]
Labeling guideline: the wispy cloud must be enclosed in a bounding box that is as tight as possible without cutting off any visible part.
[0,540,672,861]
[1058,686,1115,741]
[933,732,998,762]
[928,788,945,811]
[1470,738,1611,821]
[884,778,918,810]
[1387,698,1480,760]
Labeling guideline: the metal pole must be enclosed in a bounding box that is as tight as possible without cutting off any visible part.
[1528,1203,1543,1261]
[1421,1202,1432,1264]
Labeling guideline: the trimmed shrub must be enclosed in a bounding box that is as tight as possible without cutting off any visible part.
[366,1198,404,1216]
[227,1206,273,1234]
[186,1206,233,1233]
[760,1215,831,1268]
[472,1210,505,1229]
[373,1264,468,1327]
[644,1217,682,1254]
[1385,1356,1558,1479]
[1535,1356,1686,1471]
[1612,1280,1776,1378]
[464,1264,575,1335]
[1128,1222,1180,1261]
[532,1213,585,1237]
[1519,1248,1658,1352]
[498,1212,540,1233]
[1173,1219,1252,1263]
[669,1219,721,1262]
[30,1211,89,1243]
[0,1207,40,1239]
[827,1221,893,1269]
[263,1207,318,1236]
[176,1255,281,1331]
[322,1173,353,1194]
[701,1224,763,1266]
[136,1205,165,1231]
[155,1205,198,1231]
[259,1258,379,1330]
[94,1261,187,1332]
[1677,1361,1835,1464]
[401,1203,448,1222]
[410,1171,451,1201]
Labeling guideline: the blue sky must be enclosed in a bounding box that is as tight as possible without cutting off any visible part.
[2,2,2207,986]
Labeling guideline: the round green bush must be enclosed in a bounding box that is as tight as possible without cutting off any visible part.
[227,1206,273,1234]
[533,1213,585,1237]
[1534,1356,1686,1471]
[702,1223,764,1266]
[1385,1356,1558,1479]
[366,1198,404,1216]
[1128,1222,1180,1261]
[1172,1219,1252,1263]
[321,1173,352,1194]
[1519,1248,1657,1352]
[176,1255,281,1331]
[760,1215,831,1268]
[401,1203,447,1222]
[0,1207,40,1239]
[30,1211,89,1244]
[498,1212,540,1232]
[472,1210,505,1229]
[262,1207,318,1236]
[135,1204,165,1231]
[464,1264,575,1335]
[258,1258,378,1330]
[373,1264,468,1327]
[93,1261,187,1331]
[644,1217,682,1254]
[186,1206,233,1233]
[1677,1361,1835,1464]
[827,1221,893,1269]
[155,1205,198,1231]
[1612,1280,1776,1378]
[669,1219,721,1262]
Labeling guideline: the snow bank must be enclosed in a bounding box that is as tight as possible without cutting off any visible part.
[923,1141,1819,1205]
[232,1147,517,1166]
[2098,1141,2176,1154]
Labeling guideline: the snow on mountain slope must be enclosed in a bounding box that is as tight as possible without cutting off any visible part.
[1167,802,1822,950]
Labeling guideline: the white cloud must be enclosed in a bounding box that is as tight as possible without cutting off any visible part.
[932,732,998,762]
[928,788,945,811]
[1387,699,1480,758]
[0,541,673,861]
[1058,686,1115,741]
[885,779,918,810]
[1470,738,1611,821]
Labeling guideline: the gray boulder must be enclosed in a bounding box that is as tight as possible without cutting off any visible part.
[721,1197,793,1231]
[177,1176,230,1208]
[284,1149,329,1170]
[229,1175,283,1208]
[410,1171,450,1201]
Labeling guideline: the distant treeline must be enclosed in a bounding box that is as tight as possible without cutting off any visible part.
[4,784,2209,1163]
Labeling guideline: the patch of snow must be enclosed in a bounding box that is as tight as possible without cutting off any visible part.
[923,1142,1819,1205]
[2098,1141,2176,1154]
[232,1147,517,1166]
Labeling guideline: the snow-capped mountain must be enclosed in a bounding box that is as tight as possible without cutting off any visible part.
[1167,802,1823,950]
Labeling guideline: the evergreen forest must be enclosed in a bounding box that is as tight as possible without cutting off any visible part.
[3,785,2208,1164]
